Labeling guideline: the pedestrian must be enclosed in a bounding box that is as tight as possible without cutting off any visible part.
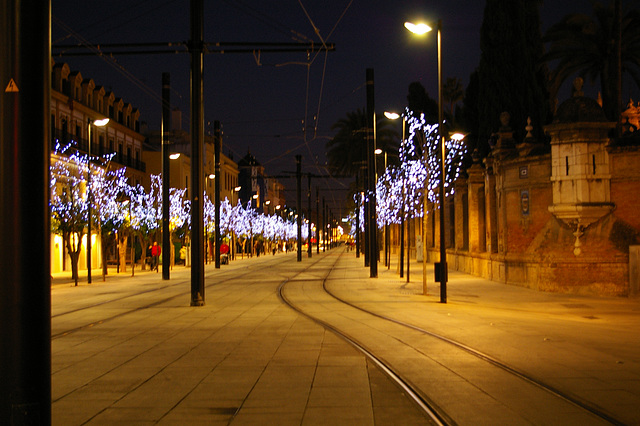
[151,241,161,272]
[179,245,187,265]
[220,241,229,265]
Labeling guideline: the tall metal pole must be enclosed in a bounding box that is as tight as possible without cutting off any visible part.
[296,155,302,261]
[355,175,360,258]
[400,215,404,278]
[307,174,312,258]
[87,120,93,284]
[322,197,326,252]
[214,121,221,268]
[190,0,205,306]
[407,215,410,282]
[130,204,134,277]
[366,68,378,278]
[316,187,320,254]
[437,21,448,303]
[0,0,51,422]
[161,72,171,280]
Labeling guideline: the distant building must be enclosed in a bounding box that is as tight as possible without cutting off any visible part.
[142,109,239,204]
[265,177,286,215]
[237,150,266,212]
[50,60,146,273]
[51,60,146,185]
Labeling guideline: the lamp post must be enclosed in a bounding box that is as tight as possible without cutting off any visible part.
[232,186,241,260]
[405,19,448,303]
[120,197,135,277]
[384,111,406,271]
[375,147,388,266]
[86,117,109,284]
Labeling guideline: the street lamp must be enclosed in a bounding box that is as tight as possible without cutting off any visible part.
[375,147,388,267]
[385,111,407,274]
[405,19,448,303]
[232,186,241,260]
[86,117,109,284]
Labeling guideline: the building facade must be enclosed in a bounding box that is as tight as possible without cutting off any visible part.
[50,60,146,274]
[422,90,640,296]
[142,109,240,205]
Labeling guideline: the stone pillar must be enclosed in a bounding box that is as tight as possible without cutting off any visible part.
[467,155,485,253]
[454,178,468,250]
[484,165,499,254]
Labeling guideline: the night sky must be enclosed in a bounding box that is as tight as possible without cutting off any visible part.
[52,0,639,211]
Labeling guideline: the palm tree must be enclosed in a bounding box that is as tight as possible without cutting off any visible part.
[326,109,398,177]
[542,1,640,121]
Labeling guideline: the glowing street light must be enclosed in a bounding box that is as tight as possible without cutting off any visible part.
[384,111,400,120]
[405,18,449,303]
[404,22,432,35]
[87,117,109,284]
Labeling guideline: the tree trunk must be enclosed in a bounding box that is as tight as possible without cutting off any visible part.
[100,232,109,280]
[65,231,83,286]
[118,235,128,272]
[140,234,149,271]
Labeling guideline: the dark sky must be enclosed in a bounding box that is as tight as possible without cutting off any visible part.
[52,0,639,211]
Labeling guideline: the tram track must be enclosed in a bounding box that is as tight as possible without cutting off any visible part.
[277,252,449,425]
[278,247,623,425]
[321,279,624,426]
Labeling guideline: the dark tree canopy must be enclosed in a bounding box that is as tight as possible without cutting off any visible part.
[406,82,439,122]
[326,109,398,177]
[476,0,550,149]
[542,1,640,121]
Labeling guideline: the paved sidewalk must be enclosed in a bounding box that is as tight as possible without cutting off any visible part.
[51,248,640,424]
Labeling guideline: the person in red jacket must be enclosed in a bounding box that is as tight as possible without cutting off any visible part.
[151,241,161,272]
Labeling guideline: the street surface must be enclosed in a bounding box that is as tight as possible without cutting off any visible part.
[51,247,640,425]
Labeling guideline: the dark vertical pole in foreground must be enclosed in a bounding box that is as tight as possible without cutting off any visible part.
[366,68,378,278]
[296,155,302,262]
[214,121,221,268]
[190,0,205,306]
[355,175,360,258]
[316,187,320,254]
[363,174,369,265]
[0,0,51,423]
[400,216,404,278]
[87,121,93,284]
[436,22,447,303]
[307,174,312,258]
[162,72,171,280]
